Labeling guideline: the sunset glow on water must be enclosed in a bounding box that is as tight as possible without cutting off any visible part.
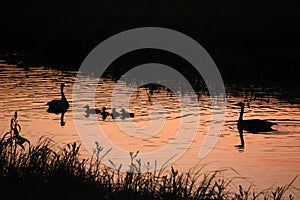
[0,62,299,196]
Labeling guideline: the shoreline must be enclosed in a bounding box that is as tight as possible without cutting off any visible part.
[0,134,298,199]
[1,53,299,98]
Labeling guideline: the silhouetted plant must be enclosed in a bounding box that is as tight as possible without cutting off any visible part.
[0,111,29,165]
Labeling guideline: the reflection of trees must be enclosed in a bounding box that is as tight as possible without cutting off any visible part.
[138,84,176,102]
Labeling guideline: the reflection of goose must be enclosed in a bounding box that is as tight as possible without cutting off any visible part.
[47,83,69,114]
[60,112,66,126]
[101,107,110,121]
[120,108,134,120]
[110,108,120,119]
[84,105,101,114]
[235,102,277,133]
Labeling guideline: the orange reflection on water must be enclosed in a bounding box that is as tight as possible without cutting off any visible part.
[0,63,299,196]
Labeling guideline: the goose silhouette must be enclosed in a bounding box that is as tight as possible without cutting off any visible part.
[101,107,110,121]
[120,108,134,120]
[84,105,101,115]
[110,108,120,119]
[47,83,69,114]
[235,102,277,133]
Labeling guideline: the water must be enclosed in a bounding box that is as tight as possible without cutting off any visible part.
[0,60,299,196]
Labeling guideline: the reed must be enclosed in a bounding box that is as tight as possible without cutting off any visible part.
[0,113,298,199]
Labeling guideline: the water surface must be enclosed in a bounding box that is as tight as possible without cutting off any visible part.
[0,61,299,196]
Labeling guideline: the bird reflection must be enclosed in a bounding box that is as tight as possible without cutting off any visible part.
[235,102,277,148]
[60,112,65,126]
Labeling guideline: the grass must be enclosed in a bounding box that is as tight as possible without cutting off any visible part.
[0,112,298,199]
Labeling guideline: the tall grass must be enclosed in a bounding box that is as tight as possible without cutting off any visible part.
[0,112,298,199]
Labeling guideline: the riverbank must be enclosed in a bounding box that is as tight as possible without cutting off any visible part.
[1,0,299,94]
[0,138,297,200]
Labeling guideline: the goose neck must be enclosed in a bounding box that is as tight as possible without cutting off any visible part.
[61,86,66,100]
[238,107,244,121]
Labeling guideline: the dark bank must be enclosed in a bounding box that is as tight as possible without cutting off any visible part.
[1,0,299,93]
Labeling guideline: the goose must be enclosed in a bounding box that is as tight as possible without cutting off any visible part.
[101,107,110,121]
[110,108,120,119]
[120,108,135,120]
[235,102,276,133]
[47,83,69,114]
[84,105,101,115]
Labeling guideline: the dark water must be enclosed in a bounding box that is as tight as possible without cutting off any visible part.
[0,60,299,196]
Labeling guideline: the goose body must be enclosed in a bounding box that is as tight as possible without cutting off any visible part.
[120,108,134,120]
[101,107,110,121]
[236,102,276,133]
[84,105,101,114]
[111,108,120,119]
[238,119,276,133]
[47,83,69,114]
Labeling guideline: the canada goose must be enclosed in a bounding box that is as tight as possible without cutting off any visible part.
[47,83,69,114]
[235,102,277,133]
[101,107,110,121]
[84,105,101,114]
[110,108,120,119]
[120,108,135,120]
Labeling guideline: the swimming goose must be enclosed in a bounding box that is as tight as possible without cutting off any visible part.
[235,102,276,133]
[120,108,135,120]
[101,107,110,121]
[110,108,120,119]
[84,105,101,114]
[47,83,69,114]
